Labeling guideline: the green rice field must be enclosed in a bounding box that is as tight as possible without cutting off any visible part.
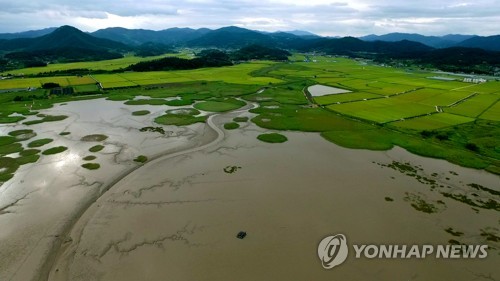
[0,53,499,173]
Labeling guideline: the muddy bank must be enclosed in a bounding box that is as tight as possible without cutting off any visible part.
[0,98,219,281]
[48,112,499,280]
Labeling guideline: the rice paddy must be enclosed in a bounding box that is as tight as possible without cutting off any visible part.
[0,54,498,173]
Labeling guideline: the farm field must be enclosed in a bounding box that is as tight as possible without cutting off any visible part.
[479,101,500,121]
[0,54,498,174]
[389,113,475,130]
[0,75,95,89]
[446,94,499,118]
[0,52,191,76]
[93,62,282,88]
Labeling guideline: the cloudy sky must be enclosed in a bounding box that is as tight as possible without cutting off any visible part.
[0,0,499,36]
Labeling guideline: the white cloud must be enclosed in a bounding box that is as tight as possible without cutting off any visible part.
[0,0,498,36]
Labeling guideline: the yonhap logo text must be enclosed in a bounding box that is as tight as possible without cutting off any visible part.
[318,233,488,269]
[317,234,349,269]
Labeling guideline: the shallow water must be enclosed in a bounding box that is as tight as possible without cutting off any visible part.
[0,98,215,280]
[0,98,498,281]
[48,112,499,281]
[308,84,351,96]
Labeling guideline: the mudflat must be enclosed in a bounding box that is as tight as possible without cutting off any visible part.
[47,111,499,280]
[0,98,498,281]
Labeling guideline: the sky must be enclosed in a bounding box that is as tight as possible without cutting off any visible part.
[0,0,499,36]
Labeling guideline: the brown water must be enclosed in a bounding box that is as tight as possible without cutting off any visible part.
[0,98,498,280]
[47,112,499,281]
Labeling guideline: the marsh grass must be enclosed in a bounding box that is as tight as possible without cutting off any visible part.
[89,145,105,152]
[42,146,68,155]
[257,133,288,143]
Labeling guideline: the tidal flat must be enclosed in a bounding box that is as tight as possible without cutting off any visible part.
[0,98,498,281]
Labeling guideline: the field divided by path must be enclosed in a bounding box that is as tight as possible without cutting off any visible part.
[269,56,499,129]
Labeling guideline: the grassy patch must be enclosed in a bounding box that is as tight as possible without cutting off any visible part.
[194,98,246,112]
[154,114,207,126]
[20,149,40,156]
[89,145,105,152]
[257,133,288,143]
[8,129,34,136]
[0,116,26,124]
[0,157,20,181]
[59,132,71,136]
[125,99,167,106]
[252,106,372,132]
[133,155,148,163]
[23,115,68,125]
[165,99,193,106]
[0,143,23,155]
[233,116,249,122]
[42,146,68,155]
[132,110,151,116]
[0,136,17,146]
[27,138,54,148]
[83,155,97,161]
[224,122,240,130]
[16,154,40,165]
[81,134,108,142]
[81,163,100,170]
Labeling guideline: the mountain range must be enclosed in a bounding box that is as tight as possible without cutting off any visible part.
[1,26,499,51]
[0,25,499,75]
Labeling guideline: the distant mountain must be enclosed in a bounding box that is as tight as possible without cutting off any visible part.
[0,27,57,40]
[0,26,128,52]
[230,44,290,61]
[303,37,433,55]
[456,35,500,52]
[187,26,276,48]
[282,30,319,37]
[92,27,211,46]
[359,33,475,48]
[26,26,128,51]
[0,26,129,65]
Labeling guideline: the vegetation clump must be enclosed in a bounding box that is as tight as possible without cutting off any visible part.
[154,114,206,126]
[42,146,68,155]
[132,110,150,116]
[23,115,68,125]
[0,143,23,155]
[233,117,249,122]
[165,99,193,106]
[257,133,288,143]
[134,155,148,163]
[27,138,53,148]
[194,98,246,112]
[404,192,443,214]
[0,157,20,182]
[224,122,240,130]
[445,227,464,237]
[0,136,17,146]
[125,99,167,105]
[140,126,167,134]
[81,163,100,170]
[89,145,105,152]
[83,155,97,161]
[81,134,108,142]
[8,129,34,136]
